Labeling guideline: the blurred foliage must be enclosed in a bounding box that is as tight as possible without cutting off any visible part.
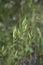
[0,0,43,65]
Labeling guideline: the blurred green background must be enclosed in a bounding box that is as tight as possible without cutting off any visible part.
[0,0,43,65]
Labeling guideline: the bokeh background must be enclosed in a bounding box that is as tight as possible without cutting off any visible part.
[0,0,43,65]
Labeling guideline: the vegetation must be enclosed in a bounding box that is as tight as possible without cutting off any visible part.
[0,0,43,65]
